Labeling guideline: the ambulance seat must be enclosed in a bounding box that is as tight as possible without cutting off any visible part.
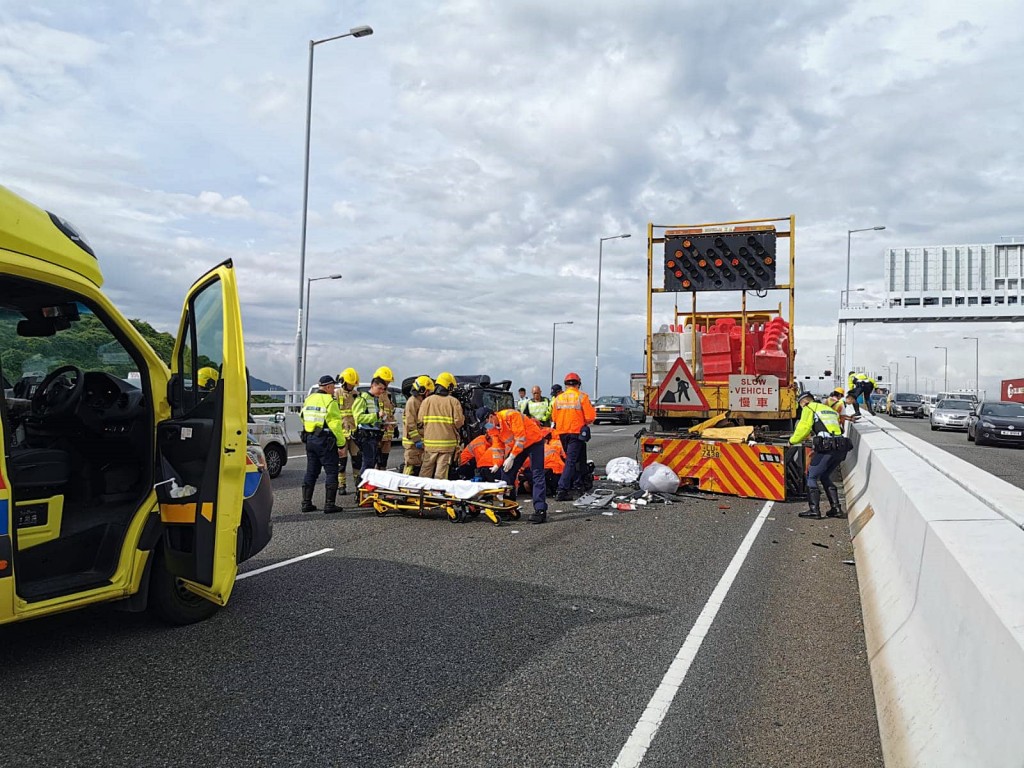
[7,448,71,495]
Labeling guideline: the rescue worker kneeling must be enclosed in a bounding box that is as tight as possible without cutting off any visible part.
[456,433,504,481]
[476,406,549,524]
[517,432,565,497]
[301,375,346,514]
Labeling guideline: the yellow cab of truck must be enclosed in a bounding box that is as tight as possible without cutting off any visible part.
[0,185,270,626]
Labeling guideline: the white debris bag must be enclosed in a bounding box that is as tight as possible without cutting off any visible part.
[605,457,641,483]
[639,462,680,493]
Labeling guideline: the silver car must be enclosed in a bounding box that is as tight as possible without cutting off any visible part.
[930,398,974,432]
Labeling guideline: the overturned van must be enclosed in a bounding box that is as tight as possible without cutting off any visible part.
[0,185,271,626]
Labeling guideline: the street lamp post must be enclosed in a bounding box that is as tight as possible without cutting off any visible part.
[837,287,865,385]
[963,336,979,397]
[302,273,343,389]
[292,24,374,404]
[845,225,886,300]
[595,233,630,399]
[551,321,574,390]
[906,355,918,393]
[935,346,948,393]
[889,361,900,395]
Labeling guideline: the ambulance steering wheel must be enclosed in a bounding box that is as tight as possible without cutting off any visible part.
[31,365,86,419]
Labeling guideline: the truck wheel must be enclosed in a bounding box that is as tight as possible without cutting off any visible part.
[149,549,220,625]
[263,444,285,479]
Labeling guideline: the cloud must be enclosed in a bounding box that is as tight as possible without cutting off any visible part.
[0,0,1022,400]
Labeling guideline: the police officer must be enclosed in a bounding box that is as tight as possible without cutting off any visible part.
[789,391,847,519]
[846,371,877,416]
[352,375,387,482]
[301,375,345,514]
[521,385,552,425]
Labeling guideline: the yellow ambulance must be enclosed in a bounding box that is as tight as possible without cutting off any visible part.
[0,185,272,625]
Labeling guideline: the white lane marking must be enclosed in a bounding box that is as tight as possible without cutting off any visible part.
[288,453,306,460]
[613,427,626,432]
[237,548,334,580]
[612,501,775,768]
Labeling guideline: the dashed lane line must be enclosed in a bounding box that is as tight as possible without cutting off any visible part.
[612,501,775,768]
[237,548,334,580]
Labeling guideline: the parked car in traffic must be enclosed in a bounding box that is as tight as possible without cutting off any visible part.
[930,398,974,431]
[966,401,1024,447]
[886,392,925,418]
[594,395,646,424]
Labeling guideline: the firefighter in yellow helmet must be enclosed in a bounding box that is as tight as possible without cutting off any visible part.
[402,375,434,474]
[373,365,396,470]
[417,371,464,479]
[334,367,360,495]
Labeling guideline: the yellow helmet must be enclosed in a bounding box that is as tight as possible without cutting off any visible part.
[435,371,457,390]
[411,375,435,395]
[373,365,394,383]
[338,367,359,387]
[197,366,219,390]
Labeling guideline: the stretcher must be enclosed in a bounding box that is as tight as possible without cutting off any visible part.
[357,469,520,525]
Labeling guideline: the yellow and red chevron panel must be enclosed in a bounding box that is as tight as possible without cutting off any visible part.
[641,437,787,501]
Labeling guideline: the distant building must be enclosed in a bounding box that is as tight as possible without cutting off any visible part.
[884,240,1024,310]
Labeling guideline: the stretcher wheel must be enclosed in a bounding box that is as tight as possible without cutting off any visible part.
[446,505,460,523]
[373,501,387,516]
[484,509,501,526]
[507,507,521,520]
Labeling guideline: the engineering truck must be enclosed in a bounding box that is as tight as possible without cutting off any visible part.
[640,216,808,502]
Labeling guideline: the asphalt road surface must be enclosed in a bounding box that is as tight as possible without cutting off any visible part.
[878,412,1024,490]
[0,424,882,767]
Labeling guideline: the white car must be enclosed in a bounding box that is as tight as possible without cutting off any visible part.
[306,383,405,443]
[930,398,973,432]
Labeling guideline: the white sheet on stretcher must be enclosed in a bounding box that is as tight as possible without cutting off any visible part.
[359,469,508,500]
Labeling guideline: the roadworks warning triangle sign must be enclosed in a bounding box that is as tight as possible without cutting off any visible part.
[654,358,709,411]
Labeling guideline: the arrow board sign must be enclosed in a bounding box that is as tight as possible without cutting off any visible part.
[653,358,709,411]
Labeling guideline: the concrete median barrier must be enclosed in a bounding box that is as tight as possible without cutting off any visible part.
[844,417,1024,768]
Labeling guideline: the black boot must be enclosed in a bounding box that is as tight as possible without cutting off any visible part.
[301,484,317,513]
[799,488,823,519]
[528,509,547,524]
[323,485,341,514]
[338,459,348,496]
[824,486,845,518]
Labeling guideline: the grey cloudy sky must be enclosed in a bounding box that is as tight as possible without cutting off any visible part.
[2,0,1022,397]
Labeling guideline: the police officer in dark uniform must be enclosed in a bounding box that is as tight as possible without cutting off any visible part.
[301,375,345,514]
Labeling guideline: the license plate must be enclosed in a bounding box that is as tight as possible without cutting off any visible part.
[598,407,611,412]
[1000,430,1022,436]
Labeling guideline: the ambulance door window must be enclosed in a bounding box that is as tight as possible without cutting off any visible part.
[179,283,225,413]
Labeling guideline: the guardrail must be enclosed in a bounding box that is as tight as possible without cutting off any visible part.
[844,417,1024,767]
[251,389,304,414]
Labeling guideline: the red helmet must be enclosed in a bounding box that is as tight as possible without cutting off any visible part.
[564,372,581,384]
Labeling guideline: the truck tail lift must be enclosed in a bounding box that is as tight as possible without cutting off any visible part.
[642,216,807,502]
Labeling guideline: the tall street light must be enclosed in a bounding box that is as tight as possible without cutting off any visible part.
[888,360,900,395]
[595,232,630,399]
[935,346,948,393]
[963,336,979,396]
[302,273,343,389]
[905,355,918,393]
[846,225,886,300]
[292,24,374,403]
[551,321,574,390]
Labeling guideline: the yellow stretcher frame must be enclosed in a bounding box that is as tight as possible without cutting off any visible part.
[357,485,521,526]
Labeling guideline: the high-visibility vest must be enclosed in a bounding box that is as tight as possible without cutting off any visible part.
[302,391,344,442]
[352,392,381,430]
[524,397,552,424]
[551,387,596,435]
[790,401,842,444]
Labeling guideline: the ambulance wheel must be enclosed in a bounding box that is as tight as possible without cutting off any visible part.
[149,548,219,626]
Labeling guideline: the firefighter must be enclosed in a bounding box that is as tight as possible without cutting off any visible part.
[521,385,553,425]
[551,372,596,501]
[374,365,396,470]
[301,375,345,514]
[477,406,550,524]
[789,391,847,520]
[402,375,434,475]
[352,375,387,482]
[825,387,845,413]
[334,367,360,496]
[418,371,464,479]
[456,433,503,481]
